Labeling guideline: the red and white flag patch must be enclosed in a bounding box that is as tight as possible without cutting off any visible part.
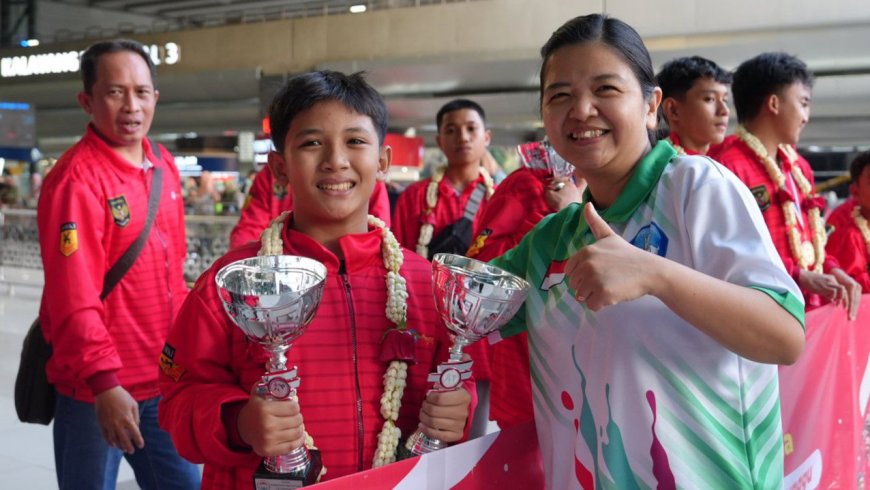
[540,259,567,291]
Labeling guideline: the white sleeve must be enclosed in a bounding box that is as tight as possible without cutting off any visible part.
[672,157,805,317]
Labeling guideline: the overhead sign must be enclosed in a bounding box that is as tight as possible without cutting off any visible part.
[0,101,35,148]
[0,42,180,78]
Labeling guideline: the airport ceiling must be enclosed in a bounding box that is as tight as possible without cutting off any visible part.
[6,1,870,152]
[47,0,434,27]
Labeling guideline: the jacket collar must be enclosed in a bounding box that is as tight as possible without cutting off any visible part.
[281,214,386,274]
[83,124,162,179]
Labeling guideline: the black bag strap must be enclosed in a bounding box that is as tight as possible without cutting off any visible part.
[462,182,487,221]
[99,143,164,300]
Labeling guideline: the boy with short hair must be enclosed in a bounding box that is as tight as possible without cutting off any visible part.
[392,98,495,259]
[158,71,474,488]
[711,52,861,318]
[826,151,870,292]
[656,55,732,155]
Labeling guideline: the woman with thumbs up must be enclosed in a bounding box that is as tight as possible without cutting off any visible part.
[489,14,805,490]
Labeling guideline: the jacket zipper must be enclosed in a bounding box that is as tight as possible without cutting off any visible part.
[339,261,365,471]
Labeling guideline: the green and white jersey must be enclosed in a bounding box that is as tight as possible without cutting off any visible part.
[492,141,804,490]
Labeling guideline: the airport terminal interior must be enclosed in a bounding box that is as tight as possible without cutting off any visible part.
[3,0,870,488]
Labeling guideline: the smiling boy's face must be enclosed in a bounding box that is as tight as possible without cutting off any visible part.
[268,99,390,233]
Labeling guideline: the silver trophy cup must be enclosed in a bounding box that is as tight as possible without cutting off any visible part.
[215,255,327,489]
[405,253,531,456]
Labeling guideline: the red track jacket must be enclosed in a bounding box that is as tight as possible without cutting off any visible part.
[38,125,188,402]
[712,135,840,306]
[158,221,476,488]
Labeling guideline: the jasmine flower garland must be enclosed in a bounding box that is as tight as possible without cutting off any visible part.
[736,126,827,272]
[260,212,413,468]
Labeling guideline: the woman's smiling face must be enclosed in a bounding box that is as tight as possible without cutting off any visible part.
[541,41,660,183]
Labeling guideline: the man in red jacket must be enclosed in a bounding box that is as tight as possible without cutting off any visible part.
[229,164,391,249]
[710,52,861,319]
[37,39,199,489]
[159,71,475,489]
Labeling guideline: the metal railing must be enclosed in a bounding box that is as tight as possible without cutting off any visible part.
[0,209,236,284]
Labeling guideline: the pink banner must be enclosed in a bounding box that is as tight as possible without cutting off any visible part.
[314,297,870,488]
[314,421,543,489]
[781,296,870,489]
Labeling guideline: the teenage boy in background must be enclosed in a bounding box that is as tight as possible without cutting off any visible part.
[711,52,861,319]
[826,151,870,292]
[656,55,732,155]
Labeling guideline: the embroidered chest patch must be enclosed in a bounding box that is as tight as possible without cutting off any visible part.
[272,181,288,200]
[750,185,771,212]
[60,222,78,256]
[108,195,131,227]
[466,228,492,258]
[629,222,669,257]
[158,343,186,382]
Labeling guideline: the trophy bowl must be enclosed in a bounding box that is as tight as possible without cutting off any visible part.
[404,253,530,456]
[215,255,328,488]
[432,253,531,347]
[216,255,327,352]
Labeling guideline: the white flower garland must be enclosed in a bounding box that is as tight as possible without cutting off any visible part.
[259,212,410,468]
[853,206,870,259]
[368,215,410,468]
[416,165,494,258]
[736,126,826,272]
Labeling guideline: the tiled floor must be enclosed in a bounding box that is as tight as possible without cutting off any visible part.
[0,277,138,489]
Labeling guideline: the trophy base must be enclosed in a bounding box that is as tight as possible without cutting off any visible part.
[403,429,449,456]
[253,450,322,490]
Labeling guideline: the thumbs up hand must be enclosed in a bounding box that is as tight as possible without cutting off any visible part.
[565,203,657,311]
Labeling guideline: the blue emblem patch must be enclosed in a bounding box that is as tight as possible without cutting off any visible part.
[629,222,668,257]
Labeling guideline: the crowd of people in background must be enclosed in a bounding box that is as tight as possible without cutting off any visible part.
[13,10,870,489]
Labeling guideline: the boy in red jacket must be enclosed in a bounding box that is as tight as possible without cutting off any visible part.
[656,55,732,156]
[392,99,495,259]
[826,151,870,292]
[710,52,861,318]
[158,71,474,489]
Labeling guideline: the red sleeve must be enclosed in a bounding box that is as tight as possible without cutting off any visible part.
[369,181,391,227]
[230,168,283,250]
[391,182,424,251]
[826,225,870,292]
[158,275,260,467]
[38,171,122,388]
[470,170,548,262]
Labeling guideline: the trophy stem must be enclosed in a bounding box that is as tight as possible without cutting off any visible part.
[267,344,290,373]
[448,337,469,362]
